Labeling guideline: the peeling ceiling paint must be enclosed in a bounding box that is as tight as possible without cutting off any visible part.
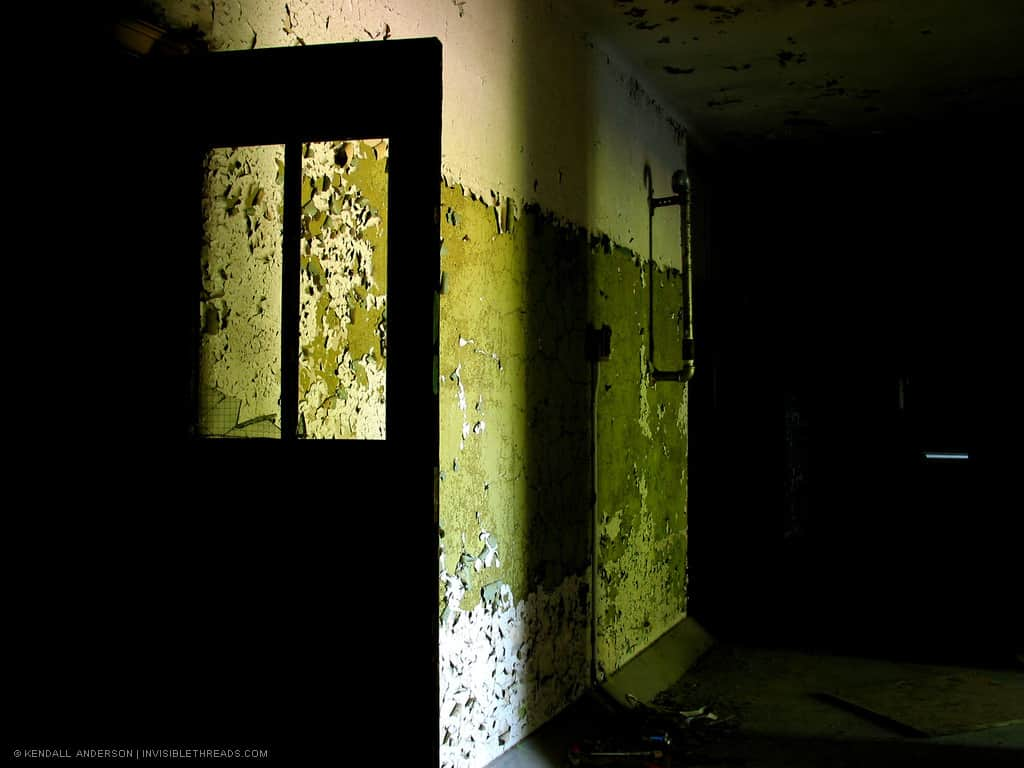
[571,0,1024,149]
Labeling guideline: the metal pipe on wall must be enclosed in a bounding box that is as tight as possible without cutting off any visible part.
[647,168,695,385]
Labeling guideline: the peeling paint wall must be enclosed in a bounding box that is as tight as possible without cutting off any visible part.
[590,243,688,677]
[145,1,692,765]
[435,187,688,764]
[437,185,594,768]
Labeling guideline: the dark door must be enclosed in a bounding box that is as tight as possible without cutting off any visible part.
[10,39,441,764]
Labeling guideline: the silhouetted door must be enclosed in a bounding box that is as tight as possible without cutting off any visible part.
[134,40,439,761]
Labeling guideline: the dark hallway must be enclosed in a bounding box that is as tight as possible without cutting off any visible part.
[687,125,1021,667]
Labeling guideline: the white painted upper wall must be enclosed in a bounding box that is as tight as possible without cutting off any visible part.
[155,0,688,268]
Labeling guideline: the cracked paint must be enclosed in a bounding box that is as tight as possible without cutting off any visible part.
[591,240,688,678]
[298,139,388,439]
[198,145,284,437]
[437,185,688,764]
[438,185,596,768]
[450,364,470,450]
[638,343,653,439]
[438,565,589,768]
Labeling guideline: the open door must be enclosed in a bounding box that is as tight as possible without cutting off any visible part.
[9,39,440,763]
[175,40,440,760]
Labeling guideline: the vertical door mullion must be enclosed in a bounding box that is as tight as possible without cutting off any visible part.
[281,140,303,440]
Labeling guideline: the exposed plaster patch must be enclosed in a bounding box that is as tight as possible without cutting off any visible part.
[438,566,590,768]
[450,364,470,449]
[477,531,501,569]
[638,344,653,439]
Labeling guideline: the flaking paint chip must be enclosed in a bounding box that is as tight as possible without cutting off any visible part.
[481,580,508,605]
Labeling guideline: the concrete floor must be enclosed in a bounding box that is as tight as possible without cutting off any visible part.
[489,639,1024,767]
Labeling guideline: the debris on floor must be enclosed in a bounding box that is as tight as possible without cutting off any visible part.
[626,693,732,727]
[563,687,740,768]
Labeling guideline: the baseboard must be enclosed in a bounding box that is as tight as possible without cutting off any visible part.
[601,615,715,705]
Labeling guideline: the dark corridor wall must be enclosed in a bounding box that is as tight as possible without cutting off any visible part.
[688,127,1020,665]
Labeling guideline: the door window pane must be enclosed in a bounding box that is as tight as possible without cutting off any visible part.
[197,145,284,438]
[298,139,389,440]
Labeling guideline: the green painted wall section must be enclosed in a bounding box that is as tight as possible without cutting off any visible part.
[437,181,688,712]
[590,243,689,678]
[438,182,593,611]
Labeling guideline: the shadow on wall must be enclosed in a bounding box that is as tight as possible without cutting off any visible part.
[518,0,595,680]
[514,0,691,722]
[508,0,690,738]
[515,0,690,728]
[435,9,596,763]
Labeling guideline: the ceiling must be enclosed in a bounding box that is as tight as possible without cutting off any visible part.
[571,0,1024,152]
